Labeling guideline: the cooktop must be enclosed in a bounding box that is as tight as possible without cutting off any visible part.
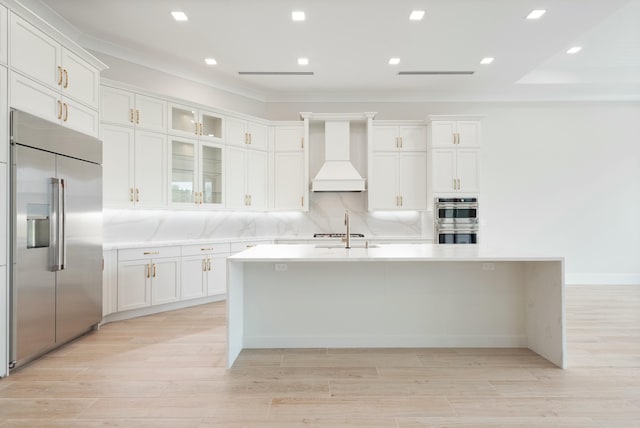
[313,233,365,238]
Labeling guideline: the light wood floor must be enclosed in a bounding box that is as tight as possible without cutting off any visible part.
[1,285,639,427]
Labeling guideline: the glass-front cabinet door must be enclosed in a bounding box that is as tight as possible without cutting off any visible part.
[169,137,197,205]
[199,110,224,142]
[169,103,199,137]
[200,143,224,206]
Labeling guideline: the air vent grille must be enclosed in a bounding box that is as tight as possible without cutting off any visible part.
[398,71,475,75]
[239,71,314,75]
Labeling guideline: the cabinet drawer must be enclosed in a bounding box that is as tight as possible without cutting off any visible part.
[118,246,181,261]
[182,243,231,256]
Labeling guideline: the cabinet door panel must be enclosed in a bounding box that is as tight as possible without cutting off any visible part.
[9,72,59,124]
[369,152,398,210]
[225,147,247,208]
[10,15,60,89]
[136,95,166,132]
[275,152,304,210]
[430,121,456,147]
[151,258,180,305]
[62,96,98,137]
[201,143,224,206]
[0,66,6,163]
[61,48,99,108]
[101,86,134,126]
[226,116,247,147]
[431,149,456,193]
[456,121,480,147]
[169,103,198,137]
[247,150,267,209]
[134,131,167,207]
[247,121,267,150]
[101,125,134,207]
[169,137,197,205]
[1,6,7,64]
[199,110,223,140]
[398,152,427,209]
[372,126,398,151]
[399,126,427,151]
[457,149,480,192]
[117,261,150,311]
[274,126,304,152]
[207,256,227,296]
[181,256,206,300]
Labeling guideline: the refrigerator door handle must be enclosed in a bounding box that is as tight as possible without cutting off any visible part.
[50,178,65,271]
[60,178,66,270]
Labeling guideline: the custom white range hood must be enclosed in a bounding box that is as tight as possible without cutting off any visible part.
[302,112,376,192]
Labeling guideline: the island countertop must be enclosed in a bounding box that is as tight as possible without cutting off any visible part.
[228,243,564,262]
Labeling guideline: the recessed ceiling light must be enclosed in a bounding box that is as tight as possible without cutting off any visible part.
[566,46,582,54]
[480,57,494,65]
[298,57,309,66]
[409,10,425,21]
[205,58,217,65]
[389,58,401,65]
[526,9,546,20]
[171,11,188,21]
[292,11,305,21]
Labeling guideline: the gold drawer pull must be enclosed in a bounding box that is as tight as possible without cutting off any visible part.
[143,251,159,255]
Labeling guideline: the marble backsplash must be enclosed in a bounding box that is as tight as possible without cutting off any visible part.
[104,192,432,244]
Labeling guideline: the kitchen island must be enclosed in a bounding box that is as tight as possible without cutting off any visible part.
[227,244,565,368]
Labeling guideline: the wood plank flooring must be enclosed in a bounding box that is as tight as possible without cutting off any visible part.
[0,284,639,427]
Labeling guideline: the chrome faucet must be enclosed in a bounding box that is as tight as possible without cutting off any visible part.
[343,210,351,249]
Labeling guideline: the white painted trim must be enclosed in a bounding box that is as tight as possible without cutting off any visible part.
[565,273,640,285]
[244,335,528,348]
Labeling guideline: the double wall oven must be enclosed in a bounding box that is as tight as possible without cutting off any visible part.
[434,197,479,244]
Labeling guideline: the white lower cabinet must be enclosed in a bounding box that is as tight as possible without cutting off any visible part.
[117,247,181,312]
[102,250,117,317]
[0,266,6,377]
[181,244,230,299]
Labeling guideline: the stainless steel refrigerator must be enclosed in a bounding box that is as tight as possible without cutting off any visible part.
[9,110,103,369]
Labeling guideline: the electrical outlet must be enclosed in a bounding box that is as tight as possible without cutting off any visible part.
[482,263,495,271]
[274,263,288,272]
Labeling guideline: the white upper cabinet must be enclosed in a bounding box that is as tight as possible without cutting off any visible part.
[429,148,480,194]
[372,125,427,152]
[227,116,267,150]
[428,118,481,148]
[226,146,267,210]
[0,5,7,64]
[274,125,304,152]
[0,66,7,163]
[101,85,167,132]
[273,124,307,211]
[10,14,99,109]
[168,103,224,142]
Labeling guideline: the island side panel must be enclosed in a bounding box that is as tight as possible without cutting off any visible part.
[525,260,566,368]
[227,260,245,368]
[241,261,528,349]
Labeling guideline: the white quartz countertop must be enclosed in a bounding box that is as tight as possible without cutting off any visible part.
[228,244,564,262]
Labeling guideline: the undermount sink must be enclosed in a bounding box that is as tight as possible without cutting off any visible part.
[314,244,379,249]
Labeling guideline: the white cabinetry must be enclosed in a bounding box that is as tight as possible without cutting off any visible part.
[10,14,99,109]
[0,5,7,64]
[427,116,482,199]
[0,163,6,265]
[226,146,267,210]
[273,125,307,211]
[168,103,224,142]
[101,124,167,208]
[1,66,6,163]
[117,247,181,312]
[0,266,6,377]
[169,137,224,208]
[227,116,267,150]
[181,243,230,300]
[101,85,166,132]
[102,250,117,317]
[369,122,427,210]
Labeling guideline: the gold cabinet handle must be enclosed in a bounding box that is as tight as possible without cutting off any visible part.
[135,188,140,202]
[143,251,159,255]
[400,137,403,148]
[249,133,252,144]
[57,66,63,86]
[63,69,69,88]
[63,103,68,122]
[458,178,461,190]
[195,122,199,135]
[146,263,151,278]
[301,196,304,207]
[207,258,212,271]
[202,259,207,272]
[57,100,63,119]
[301,137,304,148]
[136,109,140,124]
[400,195,403,206]
[153,264,157,278]
[248,194,252,206]
[129,187,134,202]
[201,247,214,251]
[130,109,135,123]
[395,137,399,148]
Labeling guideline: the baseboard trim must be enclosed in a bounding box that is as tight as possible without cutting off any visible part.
[101,294,226,324]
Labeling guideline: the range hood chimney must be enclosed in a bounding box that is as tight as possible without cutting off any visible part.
[312,120,366,192]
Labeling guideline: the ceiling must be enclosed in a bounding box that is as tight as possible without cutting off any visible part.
[26,0,640,102]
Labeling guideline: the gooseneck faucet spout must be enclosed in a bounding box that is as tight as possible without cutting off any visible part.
[343,210,351,249]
